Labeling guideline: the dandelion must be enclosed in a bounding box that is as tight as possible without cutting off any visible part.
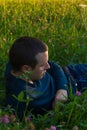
[3,38,6,42]
[79,4,87,7]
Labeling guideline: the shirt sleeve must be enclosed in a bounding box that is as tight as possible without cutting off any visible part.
[5,62,26,120]
[47,61,69,90]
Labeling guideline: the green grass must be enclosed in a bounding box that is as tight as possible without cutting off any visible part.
[0,0,87,129]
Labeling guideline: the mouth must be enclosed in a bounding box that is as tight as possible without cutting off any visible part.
[43,71,46,76]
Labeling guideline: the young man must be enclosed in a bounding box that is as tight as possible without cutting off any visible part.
[5,36,87,120]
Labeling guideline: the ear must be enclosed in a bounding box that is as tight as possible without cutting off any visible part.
[21,65,32,72]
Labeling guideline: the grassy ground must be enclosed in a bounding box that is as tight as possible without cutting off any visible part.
[0,0,87,129]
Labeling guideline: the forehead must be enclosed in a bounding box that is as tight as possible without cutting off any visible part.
[35,51,48,64]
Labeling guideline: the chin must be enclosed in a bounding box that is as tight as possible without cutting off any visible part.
[38,75,44,80]
[36,73,45,80]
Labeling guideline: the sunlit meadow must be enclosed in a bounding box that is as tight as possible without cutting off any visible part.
[0,0,87,129]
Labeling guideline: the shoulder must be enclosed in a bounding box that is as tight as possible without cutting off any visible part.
[48,61,62,71]
[48,61,61,68]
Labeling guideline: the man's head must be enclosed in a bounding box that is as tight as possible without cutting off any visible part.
[9,36,50,80]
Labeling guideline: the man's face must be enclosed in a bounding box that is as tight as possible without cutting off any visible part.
[30,51,50,81]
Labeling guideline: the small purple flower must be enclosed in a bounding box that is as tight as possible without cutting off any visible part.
[50,126,56,130]
[76,91,81,96]
[26,117,30,122]
[2,115,9,124]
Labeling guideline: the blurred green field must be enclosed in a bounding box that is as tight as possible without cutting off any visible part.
[0,0,87,104]
[0,0,87,66]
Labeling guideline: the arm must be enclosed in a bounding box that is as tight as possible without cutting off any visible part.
[47,61,68,106]
[48,61,68,89]
[52,89,68,108]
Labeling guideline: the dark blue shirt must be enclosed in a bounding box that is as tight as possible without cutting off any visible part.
[5,61,68,119]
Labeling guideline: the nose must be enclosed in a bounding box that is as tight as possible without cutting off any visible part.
[45,62,50,70]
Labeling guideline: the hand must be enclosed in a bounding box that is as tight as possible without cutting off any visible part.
[53,89,68,108]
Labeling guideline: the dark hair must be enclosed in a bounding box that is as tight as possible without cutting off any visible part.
[9,36,48,71]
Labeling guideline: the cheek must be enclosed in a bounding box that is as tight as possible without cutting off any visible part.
[34,66,45,75]
[35,68,42,74]
[36,68,44,76]
[40,67,45,72]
